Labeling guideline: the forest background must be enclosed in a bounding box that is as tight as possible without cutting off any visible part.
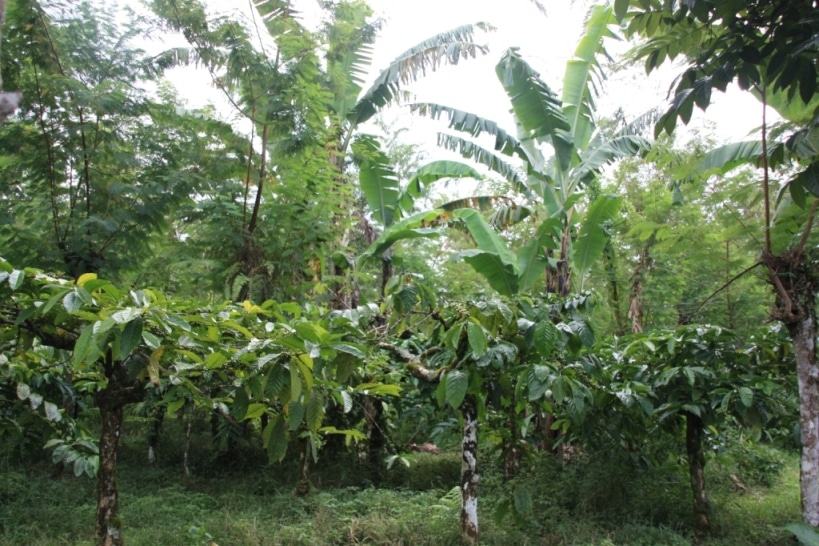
[0,0,817,545]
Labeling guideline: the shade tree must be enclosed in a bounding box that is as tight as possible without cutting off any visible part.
[619,0,819,524]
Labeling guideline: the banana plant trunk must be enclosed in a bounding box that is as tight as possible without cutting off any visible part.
[684,411,709,533]
[460,394,479,545]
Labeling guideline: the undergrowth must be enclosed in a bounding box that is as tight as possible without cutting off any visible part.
[0,417,802,545]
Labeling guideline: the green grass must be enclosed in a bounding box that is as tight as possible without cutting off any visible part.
[0,420,805,545]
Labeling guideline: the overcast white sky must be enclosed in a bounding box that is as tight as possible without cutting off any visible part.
[165,0,769,156]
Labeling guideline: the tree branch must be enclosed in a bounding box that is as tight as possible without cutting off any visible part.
[377,342,445,383]
[690,261,763,318]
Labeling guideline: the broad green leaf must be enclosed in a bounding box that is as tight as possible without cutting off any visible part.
[340,390,353,413]
[403,159,484,211]
[534,321,560,357]
[244,403,267,420]
[264,415,288,462]
[119,318,143,361]
[513,485,533,518]
[204,351,228,369]
[111,307,141,324]
[166,398,185,416]
[496,48,573,171]
[698,141,763,174]
[142,331,161,350]
[738,387,754,408]
[784,523,819,546]
[290,359,303,401]
[453,250,520,297]
[357,209,445,266]
[445,370,469,409]
[455,208,519,265]
[353,134,400,227]
[306,390,325,432]
[467,322,488,357]
[62,291,84,312]
[73,325,96,367]
[288,401,305,430]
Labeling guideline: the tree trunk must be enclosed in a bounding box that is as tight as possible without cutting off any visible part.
[96,400,124,546]
[792,314,819,525]
[685,412,709,533]
[765,250,818,525]
[147,404,164,465]
[94,357,144,545]
[602,239,625,335]
[545,233,571,296]
[460,394,479,546]
[365,396,386,483]
[628,245,651,334]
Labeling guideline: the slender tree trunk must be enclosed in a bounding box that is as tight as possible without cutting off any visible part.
[460,394,479,546]
[685,412,709,533]
[365,396,386,483]
[183,409,193,477]
[96,400,124,546]
[725,241,735,329]
[792,314,819,525]
[602,240,625,335]
[94,359,142,546]
[628,245,651,333]
[147,405,164,465]
[764,250,819,525]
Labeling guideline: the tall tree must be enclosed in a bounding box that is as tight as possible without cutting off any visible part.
[0,0,219,280]
[620,0,819,525]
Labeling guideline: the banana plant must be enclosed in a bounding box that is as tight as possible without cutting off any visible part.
[363,5,652,298]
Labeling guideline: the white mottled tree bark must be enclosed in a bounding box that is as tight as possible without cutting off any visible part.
[460,394,479,545]
[793,315,819,526]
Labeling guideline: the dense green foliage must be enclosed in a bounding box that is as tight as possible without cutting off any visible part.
[0,0,816,544]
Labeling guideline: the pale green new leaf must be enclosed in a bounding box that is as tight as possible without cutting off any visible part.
[562,5,616,151]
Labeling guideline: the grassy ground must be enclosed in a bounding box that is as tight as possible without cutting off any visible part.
[0,419,804,545]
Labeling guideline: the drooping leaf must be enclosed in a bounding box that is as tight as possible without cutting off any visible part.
[353,134,400,227]
[572,194,621,283]
[467,321,488,357]
[496,48,574,171]
[357,209,446,266]
[445,370,469,409]
[348,23,492,128]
